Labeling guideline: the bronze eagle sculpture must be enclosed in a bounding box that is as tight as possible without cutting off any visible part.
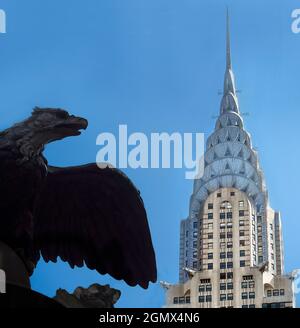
[0,108,157,289]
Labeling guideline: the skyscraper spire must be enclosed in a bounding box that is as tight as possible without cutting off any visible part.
[220,8,239,114]
[226,7,231,70]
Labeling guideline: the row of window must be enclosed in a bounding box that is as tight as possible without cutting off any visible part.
[242,292,255,299]
[220,282,233,290]
[242,305,256,308]
[173,296,191,304]
[199,295,212,303]
[266,289,285,297]
[199,284,212,293]
[241,281,255,289]
[205,221,248,230]
[262,302,291,308]
[205,240,249,249]
[208,200,245,209]
[207,211,245,220]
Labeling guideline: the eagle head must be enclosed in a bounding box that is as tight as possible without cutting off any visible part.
[0,107,88,162]
[30,107,88,141]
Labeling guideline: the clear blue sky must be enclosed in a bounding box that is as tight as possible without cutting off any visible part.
[0,0,300,307]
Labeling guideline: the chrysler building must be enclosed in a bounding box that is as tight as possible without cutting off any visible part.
[163,12,297,308]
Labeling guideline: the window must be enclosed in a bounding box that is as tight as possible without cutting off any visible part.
[173,297,178,304]
[193,261,198,269]
[227,282,233,290]
[240,240,245,246]
[208,263,213,270]
[206,295,212,303]
[227,242,233,248]
[227,272,233,279]
[199,296,205,303]
[239,201,244,208]
[220,294,226,301]
[249,292,255,299]
[220,252,226,259]
[240,260,246,267]
[239,230,245,237]
[242,305,248,308]
[186,296,191,304]
[220,213,225,220]
[227,212,233,219]
[220,242,226,248]
[193,241,197,248]
[193,231,198,238]
[220,283,226,290]
[249,305,255,308]
[243,275,253,280]
[179,297,185,304]
[208,253,213,260]
[257,216,262,223]
[206,284,212,292]
[267,290,272,297]
[239,210,245,217]
[280,289,285,296]
[241,292,248,300]
[258,226,262,233]
[227,262,233,269]
[208,203,213,210]
[270,243,274,250]
[208,242,213,249]
[230,192,235,196]
[258,236,262,243]
[220,273,226,280]
[270,233,273,240]
[227,232,233,239]
[258,256,263,263]
[193,222,198,229]
[217,193,222,198]
[271,253,274,260]
[227,293,233,301]
[227,222,233,228]
[220,223,226,229]
[208,223,213,230]
[227,252,233,258]
[220,262,226,269]
[199,285,205,292]
[208,213,213,220]
[273,289,279,297]
[220,233,226,239]
[249,281,255,288]
[241,282,247,289]
[193,251,197,259]
[239,220,245,226]
[270,224,273,230]
[208,233,213,239]
[240,250,246,257]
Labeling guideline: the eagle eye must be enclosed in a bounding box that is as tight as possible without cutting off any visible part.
[56,111,69,119]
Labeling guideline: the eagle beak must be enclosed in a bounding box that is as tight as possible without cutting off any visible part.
[55,115,89,137]
[68,116,88,131]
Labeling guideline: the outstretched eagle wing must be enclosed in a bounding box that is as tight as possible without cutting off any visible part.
[33,164,157,289]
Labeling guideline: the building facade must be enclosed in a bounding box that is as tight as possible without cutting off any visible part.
[163,13,297,308]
